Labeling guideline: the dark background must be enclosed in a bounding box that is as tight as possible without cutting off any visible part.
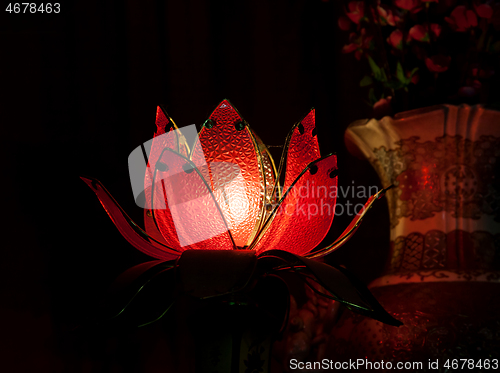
[1,0,390,371]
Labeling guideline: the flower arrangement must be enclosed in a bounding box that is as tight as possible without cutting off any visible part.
[338,0,500,117]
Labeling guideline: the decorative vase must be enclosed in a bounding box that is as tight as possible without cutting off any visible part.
[328,104,500,370]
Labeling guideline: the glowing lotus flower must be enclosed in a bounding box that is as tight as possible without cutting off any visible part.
[82,100,387,261]
[81,100,400,328]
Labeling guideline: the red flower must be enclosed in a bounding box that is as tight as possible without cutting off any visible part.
[346,1,365,24]
[408,24,441,41]
[342,42,358,54]
[377,5,399,26]
[474,3,493,19]
[445,5,478,32]
[394,0,422,12]
[409,25,429,41]
[430,23,441,37]
[387,29,404,49]
[373,96,393,118]
[425,55,451,73]
[342,29,374,60]
[409,72,419,84]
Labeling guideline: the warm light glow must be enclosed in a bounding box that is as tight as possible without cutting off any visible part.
[211,161,250,245]
[142,100,337,255]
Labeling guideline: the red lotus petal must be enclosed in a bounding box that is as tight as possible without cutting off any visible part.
[81,177,179,260]
[144,106,184,249]
[278,109,321,195]
[190,100,264,247]
[144,208,173,251]
[252,154,338,256]
[153,149,236,251]
[148,106,180,171]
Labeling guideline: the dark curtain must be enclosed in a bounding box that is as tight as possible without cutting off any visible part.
[1,1,388,371]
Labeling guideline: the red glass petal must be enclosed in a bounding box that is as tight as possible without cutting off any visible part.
[144,106,182,248]
[277,109,321,195]
[81,177,179,260]
[190,100,265,247]
[144,208,172,250]
[153,105,191,154]
[252,154,338,256]
[144,106,192,248]
[153,148,236,251]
